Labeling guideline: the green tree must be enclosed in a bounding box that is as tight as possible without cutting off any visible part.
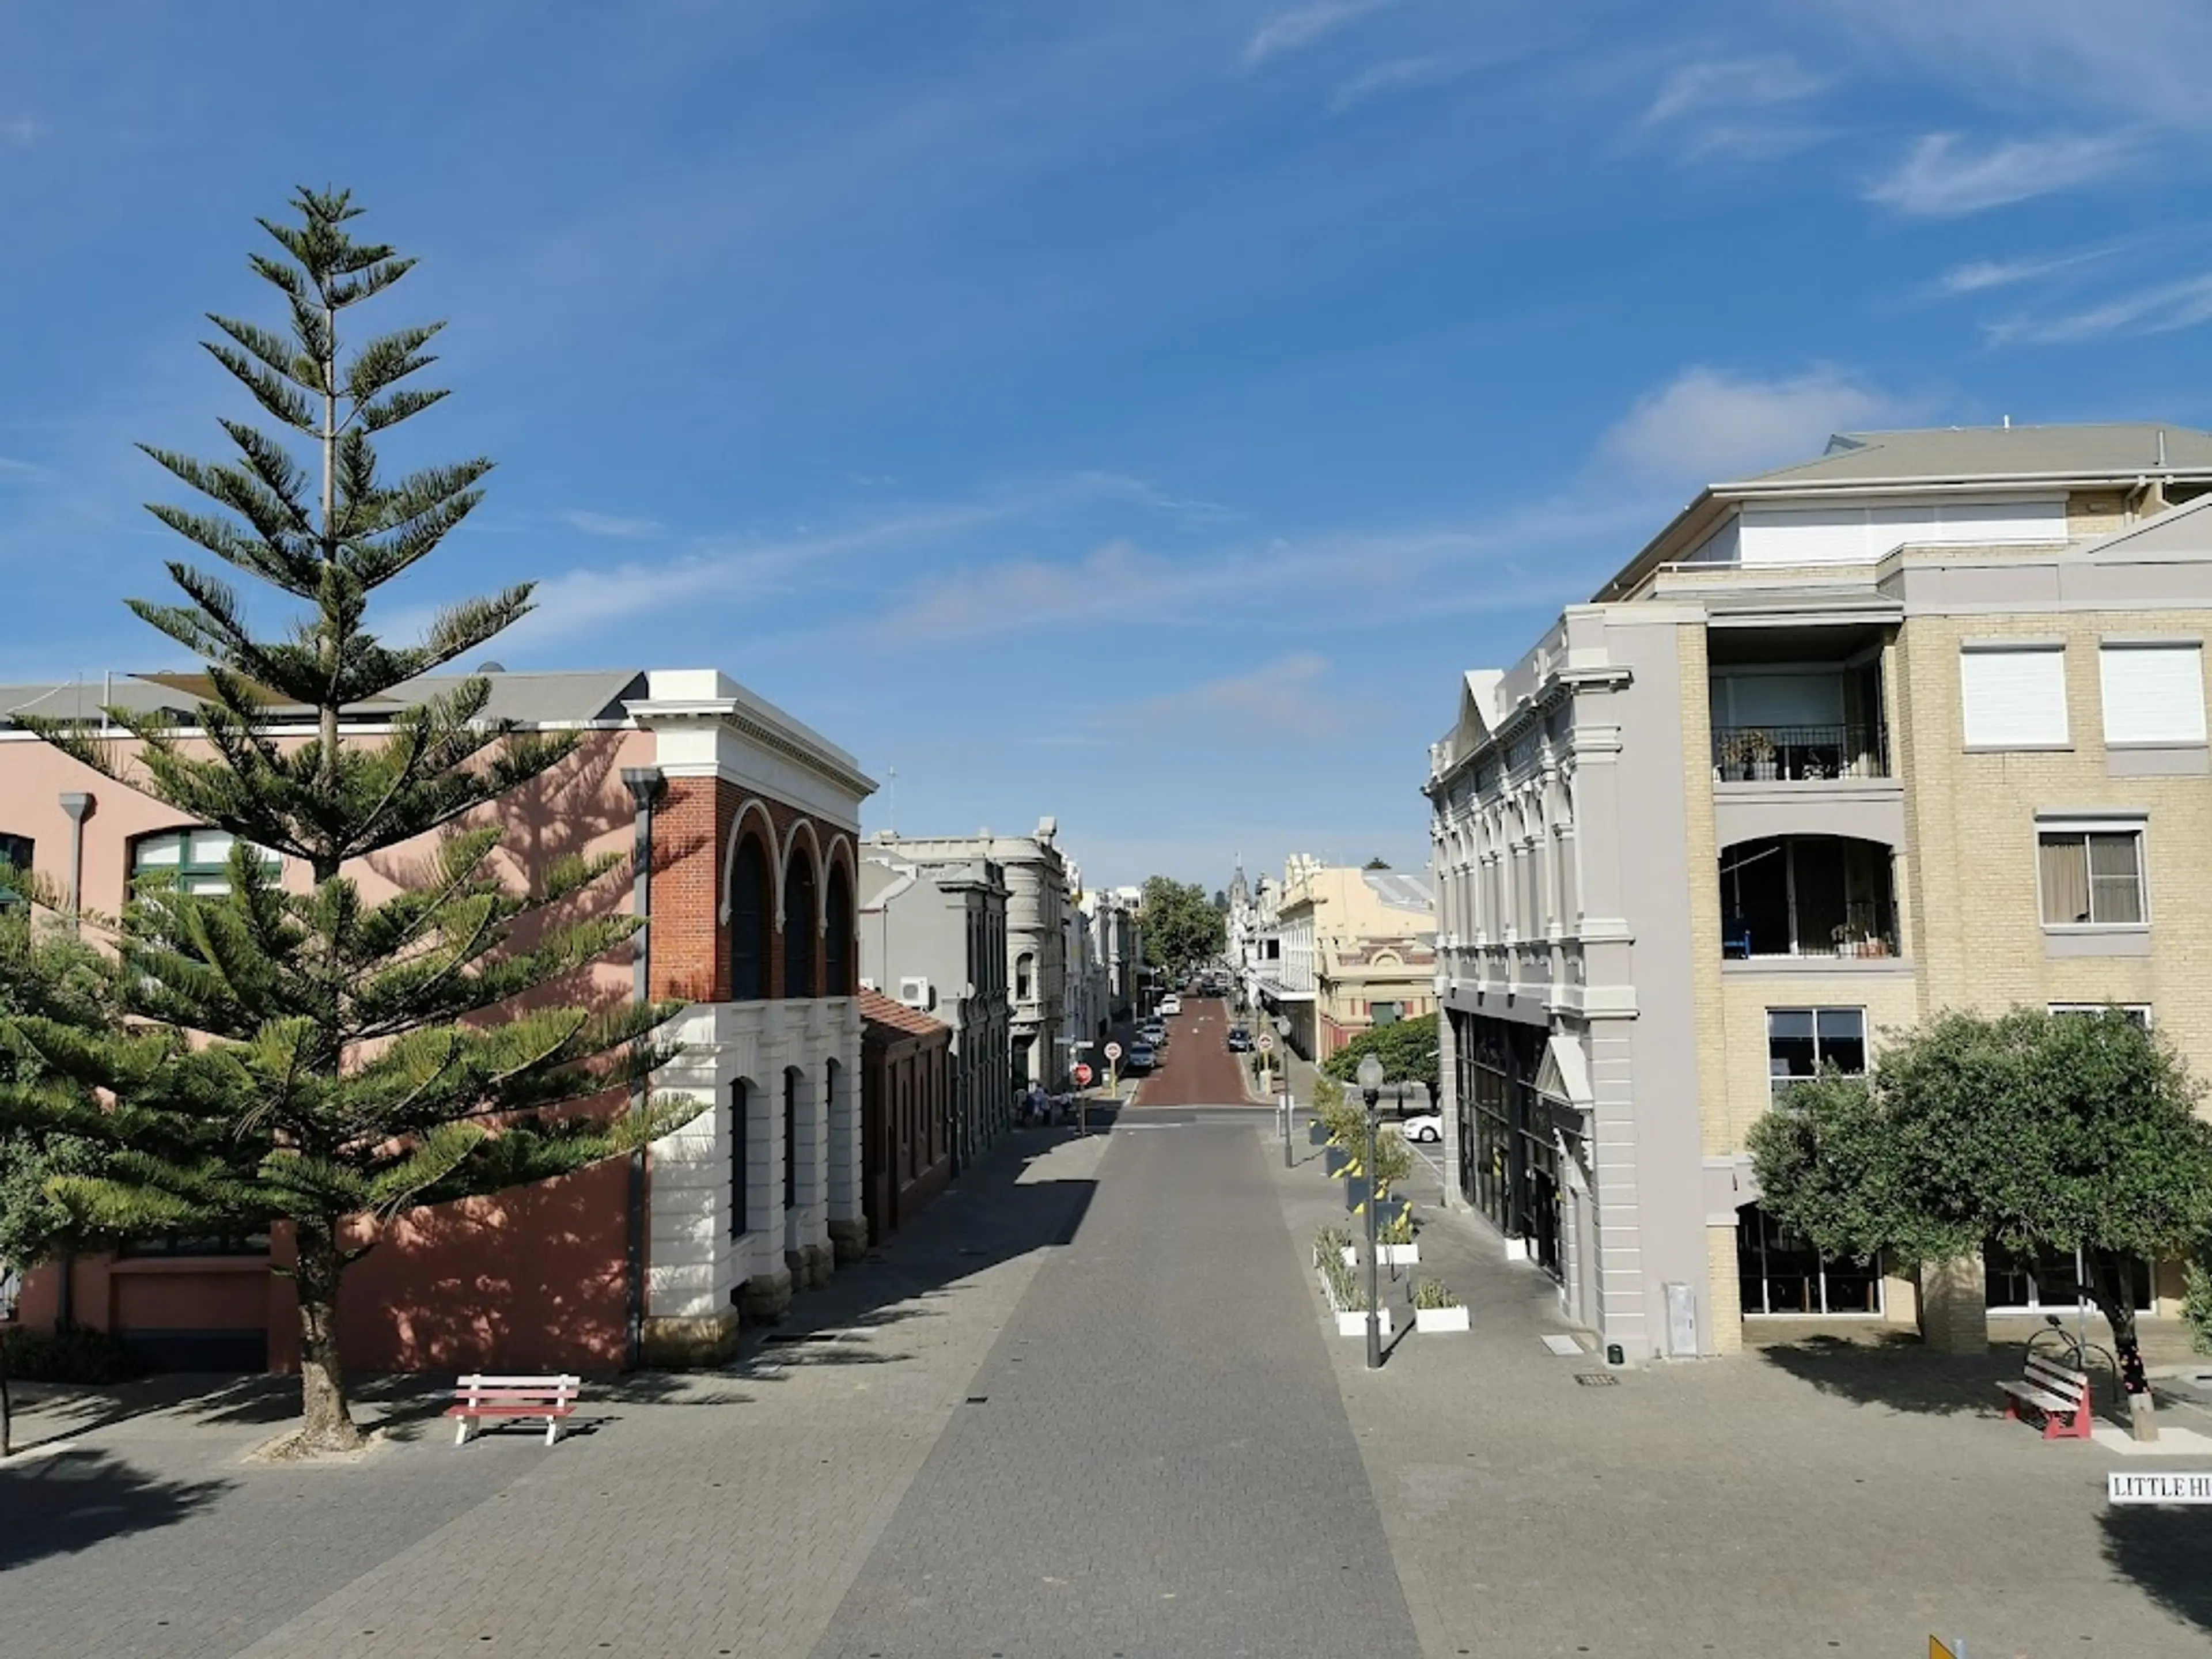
[1362,856,1390,870]
[1139,876,1225,974]
[0,190,696,1453]
[1749,1007,2212,1433]
[1322,1013,1440,1102]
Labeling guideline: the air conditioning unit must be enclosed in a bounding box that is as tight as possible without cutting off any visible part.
[897,976,934,1010]
[858,978,878,994]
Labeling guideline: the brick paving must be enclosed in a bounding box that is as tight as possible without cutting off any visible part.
[1270,1107,2212,1658]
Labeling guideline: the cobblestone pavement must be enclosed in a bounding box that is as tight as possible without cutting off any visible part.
[1270,1111,2212,1658]
[0,1127,1114,1659]
[807,1114,1419,1659]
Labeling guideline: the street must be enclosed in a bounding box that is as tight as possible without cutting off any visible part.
[6,1023,2212,1656]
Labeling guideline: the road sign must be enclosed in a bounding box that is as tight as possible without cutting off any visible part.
[1072,1063,1093,1087]
[1929,1638,1960,1659]
[1104,1041,1123,1061]
[1257,1033,1275,1054]
[2109,1471,2212,1504]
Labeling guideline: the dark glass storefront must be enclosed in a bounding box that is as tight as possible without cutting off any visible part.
[1453,1009,1561,1282]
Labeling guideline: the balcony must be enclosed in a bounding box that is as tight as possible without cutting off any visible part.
[1719,835,1904,965]
[1712,722,1888,782]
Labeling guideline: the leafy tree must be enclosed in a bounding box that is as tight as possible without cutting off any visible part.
[1139,876,1225,974]
[1362,856,1391,870]
[0,885,111,1282]
[1323,1013,1439,1101]
[1750,1007,2212,1431]
[0,190,696,1452]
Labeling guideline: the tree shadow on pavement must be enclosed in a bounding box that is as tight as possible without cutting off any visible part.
[1753,1334,2016,1418]
[2103,1508,2212,1635]
[0,1448,227,1571]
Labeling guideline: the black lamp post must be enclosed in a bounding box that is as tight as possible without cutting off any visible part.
[1357,1053,1386,1370]
[1274,1014,1294,1169]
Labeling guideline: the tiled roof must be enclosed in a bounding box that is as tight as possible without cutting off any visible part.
[859,988,950,1038]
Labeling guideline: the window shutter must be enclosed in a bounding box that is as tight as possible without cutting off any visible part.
[2100,643,2206,745]
[1961,647,2068,747]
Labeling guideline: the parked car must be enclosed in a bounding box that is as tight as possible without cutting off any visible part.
[1127,1042,1157,1071]
[1400,1112,1443,1143]
[1160,994,1183,1016]
[1226,1027,1252,1052]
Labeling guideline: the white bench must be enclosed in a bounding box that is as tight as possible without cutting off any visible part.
[1997,1351,2092,1441]
[445,1373,581,1446]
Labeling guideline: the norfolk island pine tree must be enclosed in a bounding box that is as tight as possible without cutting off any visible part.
[0,189,700,1453]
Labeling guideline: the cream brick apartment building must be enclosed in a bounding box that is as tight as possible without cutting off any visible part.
[1426,425,2212,1361]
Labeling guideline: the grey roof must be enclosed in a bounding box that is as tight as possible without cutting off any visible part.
[0,669,646,731]
[1729,423,2212,488]
[1362,870,1433,912]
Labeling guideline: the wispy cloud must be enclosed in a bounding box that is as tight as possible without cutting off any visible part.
[1987,271,2212,346]
[1602,366,1915,485]
[554,508,666,540]
[1642,55,1826,128]
[1934,248,2116,297]
[1331,54,1458,112]
[1241,0,1391,69]
[1865,131,2137,217]
[0,115,42,148]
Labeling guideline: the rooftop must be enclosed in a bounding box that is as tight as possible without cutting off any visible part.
[858,988,950,1038]
[1727,423,2212,489]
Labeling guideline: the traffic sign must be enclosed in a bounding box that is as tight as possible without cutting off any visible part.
[1257,1033,1275,1054]
[1104,1041,1122,1061]
[1072,1063,1093,1087]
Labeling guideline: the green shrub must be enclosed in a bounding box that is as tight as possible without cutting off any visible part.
[2186,1249,2212,1356]
[1313,1224,1353,1266]
[1380,1210,1415,1248]
[1321,1250,1362,1310]
[1412,1278,1460,1311]
[2,1324,148,1384]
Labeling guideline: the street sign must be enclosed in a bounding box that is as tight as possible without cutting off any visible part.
[1072,1063,1093,1088]
[1929,1638,1960,1659]
[1104,1041,1123,1061]
[1257,1033,1275,1054]
[2109,1472,2212,1505]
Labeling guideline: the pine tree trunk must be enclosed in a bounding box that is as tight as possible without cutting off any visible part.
[294,1227,363,1452]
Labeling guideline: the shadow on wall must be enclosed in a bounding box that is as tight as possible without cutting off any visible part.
[725,1125,1100,1378]
[0,1449,229,1573]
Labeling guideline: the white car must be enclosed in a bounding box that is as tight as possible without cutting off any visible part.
[1400,1112,1443,1143]
[1159,994,1182,1016]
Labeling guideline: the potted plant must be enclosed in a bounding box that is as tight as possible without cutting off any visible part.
[1378,1209,1419,1268]
[1322,1252,1393,1338]
[1747,728,1778,781]
[1717,731,1753,782]
[1314,1224,1355,1270]
[1412,1278,1469,1334]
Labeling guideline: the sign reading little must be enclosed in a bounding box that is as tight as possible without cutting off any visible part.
[2109,1471,2212,1505]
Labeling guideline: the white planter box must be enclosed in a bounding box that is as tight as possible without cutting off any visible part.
[1502,1237,1529,1262]
[1340,1247,1358,1267]
[1414,1305,1470,1334]
[1335,1308,1394,1338]
[1380,1244,1419,1267]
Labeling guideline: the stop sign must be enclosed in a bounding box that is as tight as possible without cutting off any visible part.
[1073,1063,1093,1087]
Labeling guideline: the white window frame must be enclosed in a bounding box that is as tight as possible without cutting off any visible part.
[2099,640,2207,747]
[2048,1002,2153,1028]
[1960,643,2069,751]
[130,827,281,896]
[2034,816,2149,931]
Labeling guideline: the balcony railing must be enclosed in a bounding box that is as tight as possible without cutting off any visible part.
[1713,722,1888,783]
[1723,898,1899,961]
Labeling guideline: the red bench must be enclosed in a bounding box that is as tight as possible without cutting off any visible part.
[1997,1351,2093,1441]
[446,1373,581,1446]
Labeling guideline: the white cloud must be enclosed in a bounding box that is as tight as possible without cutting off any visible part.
[1,115,41,147]
[1137,652,1337,725]
[1331,54,1457,112]
[1987,271,2212,346]
[1934,249,2113,297]
[554,508,666,540]
[1602,367,1913,485]
[1642,55,1826,128]
[1865,131,2136,217]
[1241,0,1391,69]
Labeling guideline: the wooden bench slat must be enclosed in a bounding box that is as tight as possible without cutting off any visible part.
[444,1404,578,1418]
[449,1372,583,1447]
[449,1389,577,1402]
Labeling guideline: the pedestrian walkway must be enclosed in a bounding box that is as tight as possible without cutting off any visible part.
[809,1115,1419,1657]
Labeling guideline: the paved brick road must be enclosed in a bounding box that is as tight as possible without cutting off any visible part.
[1132,997,1260,1111]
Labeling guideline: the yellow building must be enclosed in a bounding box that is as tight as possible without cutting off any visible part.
[1427,424,2212,1359]
[1261,858,1436,1060]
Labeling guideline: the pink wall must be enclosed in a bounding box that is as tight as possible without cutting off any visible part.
[3,725,658,1374]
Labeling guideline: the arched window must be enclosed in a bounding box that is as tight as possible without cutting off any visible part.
[783,850,817,999]
[730,835,771,1001]
[1015,952,1035,1002]
[729,1078,751,1238]
[824,862,853,996]
[783,1066,802,1210]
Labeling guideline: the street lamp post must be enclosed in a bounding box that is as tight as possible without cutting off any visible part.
[1275,1014,1294,1169]
[1357,1053,1386,1370]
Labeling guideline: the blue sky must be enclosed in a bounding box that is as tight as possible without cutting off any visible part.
[5,1,2211,890]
